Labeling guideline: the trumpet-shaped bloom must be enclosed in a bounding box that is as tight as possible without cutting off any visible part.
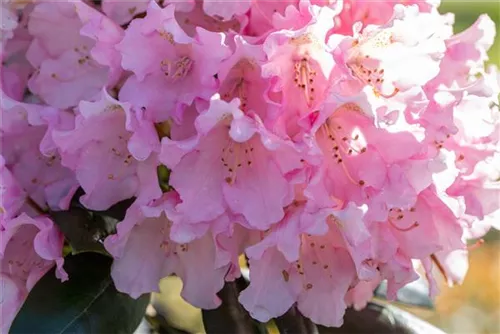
[0,214,67,333]
[161,98,299,230]
[52,89,161,210]
[1,0,499,329]
[26,1,124,108]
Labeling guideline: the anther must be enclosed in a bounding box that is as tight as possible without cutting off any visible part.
[467,239,484,251]
[390,220,419,232]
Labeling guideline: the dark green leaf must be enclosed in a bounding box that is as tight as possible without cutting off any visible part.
[274,306,318,334]
[136,317,192,334]
[69,187,86,207]
[11,253,150,334]
[202,279,267,334]
[144,313,191,334]
[50,207,114,255]
[274,305,317,334]
[93,197,135,221]
[51,189,135,254]
[69,187,135,221]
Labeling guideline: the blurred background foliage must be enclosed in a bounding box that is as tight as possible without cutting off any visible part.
[146,2,500,334]
[439,0,499,65]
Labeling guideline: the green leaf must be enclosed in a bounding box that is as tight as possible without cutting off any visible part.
[157,164,173,192]
[69,187,135,221]
[10,253,150,334]
[92,197,135,221]
[50,189,135,255]
[202,278,268,334]
[144,314,191,334]
[274,306,318,334]
[50,207,115,255]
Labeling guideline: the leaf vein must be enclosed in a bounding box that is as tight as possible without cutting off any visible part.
[57,278,112,334]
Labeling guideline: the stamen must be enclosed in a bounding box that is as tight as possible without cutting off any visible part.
[158,30,175,44]
[322,120,366,186]
[223,77,248,111]
[430,254,458,285]
[221,141,255,185]
[388,208,419,231]
[467,239,484,251]
[375,87,399,99]
[340,160,359,186]
[329,120,365,155]
[160,56,193,81]
[389,220,419,232]
[294,57,317,107]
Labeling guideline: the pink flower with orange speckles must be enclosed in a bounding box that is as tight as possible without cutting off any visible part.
[1,0,499,331]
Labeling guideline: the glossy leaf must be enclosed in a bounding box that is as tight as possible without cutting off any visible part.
[50,188,134,255]
[70,187,135,221]
[202,278,267,334]
[10,253,150,334]
[50,207,114,255]
[92,197,135,222]
[274,306,319,334]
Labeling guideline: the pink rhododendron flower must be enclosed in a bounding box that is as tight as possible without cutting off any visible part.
[0,92,78,211]
[0,0,19,48]
[2,0,500,329]
[447,159,500,220]
[262,6,337,118]
[202,0,251,21]
[217,35,269,118]
[247,0,299,35]
[167,0,244,37]
[160,97,298,230]
[304,97,387,206]
[117,1,231,120]
[53,89,161,210]
[102,0,152,25]
[340,4,447,98]
[26,1,123,108]
[331,0,440,36]
[104,193,237,309]
[0,214,67,333]
[241,221,358,327]
[0,155,26,220]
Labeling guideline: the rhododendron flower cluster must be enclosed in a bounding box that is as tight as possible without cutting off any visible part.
[1,0,499,330]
